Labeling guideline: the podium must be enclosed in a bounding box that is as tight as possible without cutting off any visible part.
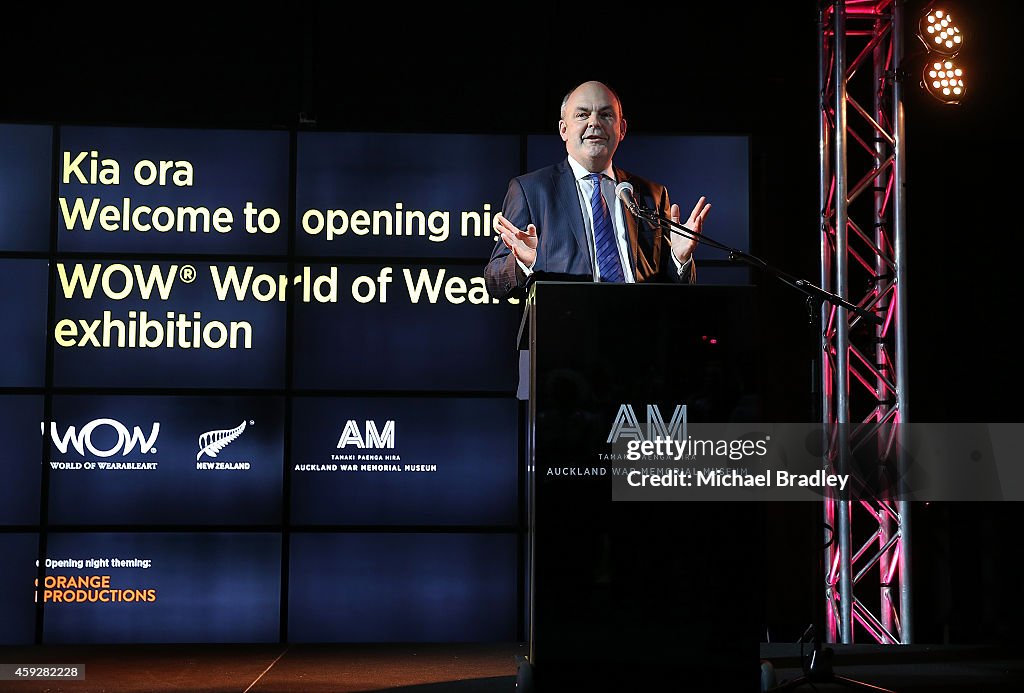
[518,281,762,691]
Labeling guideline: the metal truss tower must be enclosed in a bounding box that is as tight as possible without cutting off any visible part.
[818,0,913,645]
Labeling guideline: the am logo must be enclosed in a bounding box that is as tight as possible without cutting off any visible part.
[336,420,395,449]
[605,404,687,444]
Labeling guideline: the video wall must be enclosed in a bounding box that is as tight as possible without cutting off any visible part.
[0,122,749,644]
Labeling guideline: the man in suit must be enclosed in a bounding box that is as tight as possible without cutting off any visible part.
[484,80,711,300]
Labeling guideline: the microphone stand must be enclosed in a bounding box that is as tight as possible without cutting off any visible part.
[623,198,882,327]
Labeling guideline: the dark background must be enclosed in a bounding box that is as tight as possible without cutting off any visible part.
[3,1,1020,647]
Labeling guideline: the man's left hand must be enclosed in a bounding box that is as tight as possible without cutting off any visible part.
[670,196,711,263]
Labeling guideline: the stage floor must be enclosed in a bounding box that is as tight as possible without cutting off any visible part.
[761,641,1024,691]
[0,642,524,693]
[3,641,1024,692]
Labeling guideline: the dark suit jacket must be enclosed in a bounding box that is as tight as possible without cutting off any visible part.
[484,158,694,300]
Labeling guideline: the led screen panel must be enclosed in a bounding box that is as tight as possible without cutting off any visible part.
[0,259,48,387]
[291,262,520,392]
[0,534,39,645]
[0,124,52,252]
[45,394,285,525]
[289,396,518,526]
[57,126,290,255]
[295,132,519,259]
[287,532,517,642]
[42,532,281,644]
[0,395,44,524]
[51,260,288,388]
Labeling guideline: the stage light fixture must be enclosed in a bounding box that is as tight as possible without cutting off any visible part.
[918,8,962,57]
[922,58,965,105]
[913,5,967,105]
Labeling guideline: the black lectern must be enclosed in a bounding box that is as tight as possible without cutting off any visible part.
[518,281,761,692]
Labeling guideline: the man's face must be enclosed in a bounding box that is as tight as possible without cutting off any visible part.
[559,81,626,172]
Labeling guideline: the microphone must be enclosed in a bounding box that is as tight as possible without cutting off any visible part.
[615,181,641,215]
[615,180,701,247]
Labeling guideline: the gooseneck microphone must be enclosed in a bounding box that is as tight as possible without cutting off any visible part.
[614,181,640,215]
[617,179,701,243]
[616,179,700,244]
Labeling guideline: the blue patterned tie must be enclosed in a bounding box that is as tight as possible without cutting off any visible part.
[589,173,625,283]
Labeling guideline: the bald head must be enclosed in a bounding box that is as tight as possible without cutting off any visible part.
[558,81,627,173]
[560,81,623,120]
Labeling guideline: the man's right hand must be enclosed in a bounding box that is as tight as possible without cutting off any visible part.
[494,212,538,268]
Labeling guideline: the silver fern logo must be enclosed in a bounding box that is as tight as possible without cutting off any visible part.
[197,421,247,460]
